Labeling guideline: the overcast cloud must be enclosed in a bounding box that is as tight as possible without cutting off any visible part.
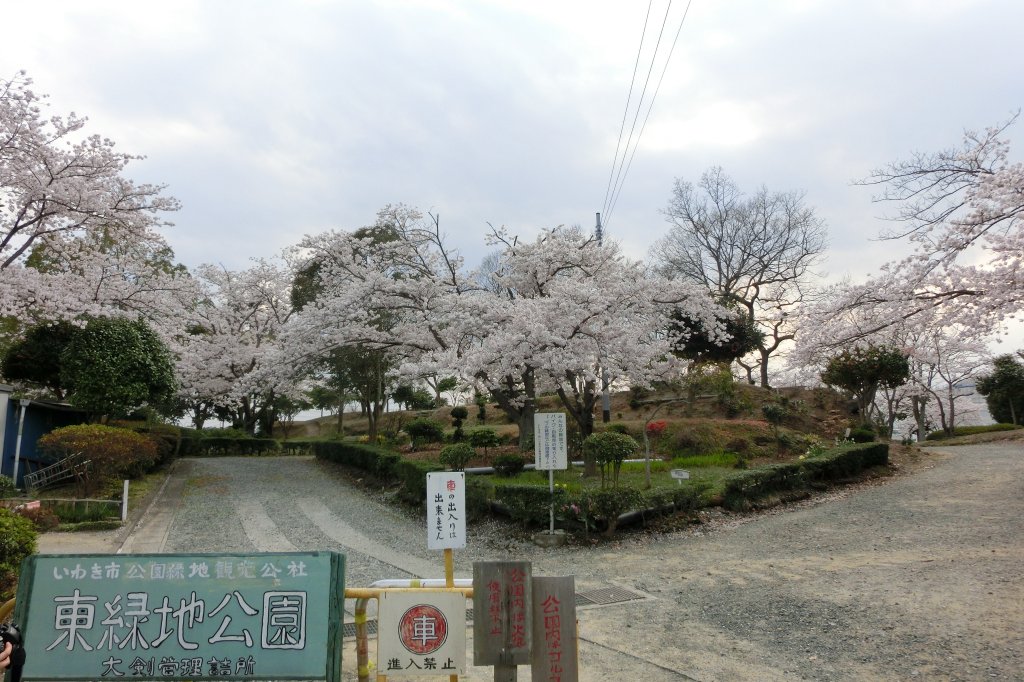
[5,0,1023,298]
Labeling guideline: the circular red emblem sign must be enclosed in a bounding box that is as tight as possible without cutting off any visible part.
[398,604,448,655]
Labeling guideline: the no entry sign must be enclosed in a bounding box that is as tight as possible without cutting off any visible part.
[378,591,466,677]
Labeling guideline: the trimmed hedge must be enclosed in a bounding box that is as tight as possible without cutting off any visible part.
[312,442,402,481]
[723,442,888,511]
[179,436,280,457]
[924,423,1022,441]
[312,441,491,520]
[492,480,708,536]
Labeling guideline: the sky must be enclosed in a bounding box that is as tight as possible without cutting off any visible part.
[5,0,1023,337]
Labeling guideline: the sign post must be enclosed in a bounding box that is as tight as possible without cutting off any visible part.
[378,591,466,678]
[425,471,466,682]
[12,551,345,682]
[531,576,578,682]
[473,561,532,681]
[533,413,568,537]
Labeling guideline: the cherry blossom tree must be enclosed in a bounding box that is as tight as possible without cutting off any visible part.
[804,117,1023,348]
[0,72,185,327]
[176,259,296,433]
[277,206,723,448]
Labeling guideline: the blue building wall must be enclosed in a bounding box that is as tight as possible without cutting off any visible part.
[1,398,87,488]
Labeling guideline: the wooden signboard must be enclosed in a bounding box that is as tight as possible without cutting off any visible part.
[531,576,578,682]
[12,552,345,681]
[472,561,532,666]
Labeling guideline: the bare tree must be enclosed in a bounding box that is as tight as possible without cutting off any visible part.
[652,167,827,387]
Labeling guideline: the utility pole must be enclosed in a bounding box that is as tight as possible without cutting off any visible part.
[596,212,611,424]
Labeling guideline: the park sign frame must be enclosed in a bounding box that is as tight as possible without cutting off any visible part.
[533,413,567,471]
[12,551,345,682]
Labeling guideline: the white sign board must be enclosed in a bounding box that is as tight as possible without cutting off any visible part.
[378,590,466,677]
[670,469,690,480]
[426,472,466,550]
[533,413,568,471]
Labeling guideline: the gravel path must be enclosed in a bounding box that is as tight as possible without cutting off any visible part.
[144,443,1022,680]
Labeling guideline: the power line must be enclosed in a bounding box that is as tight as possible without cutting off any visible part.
[601,0,654,219]
[602,0,675,220]
[604,0,695,229]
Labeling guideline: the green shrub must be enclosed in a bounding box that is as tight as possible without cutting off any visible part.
[581,487,645,536]
[723,442,888,510]
[37,424,159,495]
[924,423,1022,440]
[849,427,876,443]
[450,406,469,441]
[494,483,567,526]
[493,454,527,477]
[583,432,639,487]
[405,417,445,449]
[312,442,401,481]
[49,500,119,524]
[393,460,445,505]
[467,427,502,456]
[606,423,631,435]
[440,443,475,471]
[1,507,37,601]
[0,474,16,498]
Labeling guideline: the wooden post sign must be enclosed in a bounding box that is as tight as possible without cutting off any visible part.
[12,551,346,682]
[472,561,532,669]
[531,576,578,682]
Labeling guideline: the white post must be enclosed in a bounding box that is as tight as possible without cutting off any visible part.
[12,399,29,489]
[548,469,555,535]
[121,480,130,522]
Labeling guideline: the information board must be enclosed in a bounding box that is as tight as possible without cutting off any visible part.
[377,590,466,677]
[12,552,345,682]
[426,471,466,550]
[533,413,568,471]
[472,561,532,666]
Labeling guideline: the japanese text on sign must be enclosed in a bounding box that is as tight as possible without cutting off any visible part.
[14,553,344,682]
[426,472,466,550]
[378,591,466,677]
[533,413,568,470]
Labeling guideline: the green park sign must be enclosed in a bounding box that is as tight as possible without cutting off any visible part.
[13,551,345,681]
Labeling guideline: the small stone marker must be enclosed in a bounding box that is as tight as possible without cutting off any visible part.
[378,590,466,677]
[531,576,578,682]
[473,561,532,668]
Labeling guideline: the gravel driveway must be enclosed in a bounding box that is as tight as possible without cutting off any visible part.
[137,442,1023,681]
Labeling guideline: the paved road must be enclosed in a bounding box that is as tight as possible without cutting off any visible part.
[42,443,1024,680]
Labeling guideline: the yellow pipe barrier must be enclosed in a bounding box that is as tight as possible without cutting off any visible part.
[344,586,474,682]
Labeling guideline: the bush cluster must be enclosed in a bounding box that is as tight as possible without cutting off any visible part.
[492,481,707,537]
[722,442,888,510]
[179,436,280,457]
[405,417,445,449]
[924,423,1021,441]
[1,507,38,601]
[37,424,159,496]
[439,443,475,471]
